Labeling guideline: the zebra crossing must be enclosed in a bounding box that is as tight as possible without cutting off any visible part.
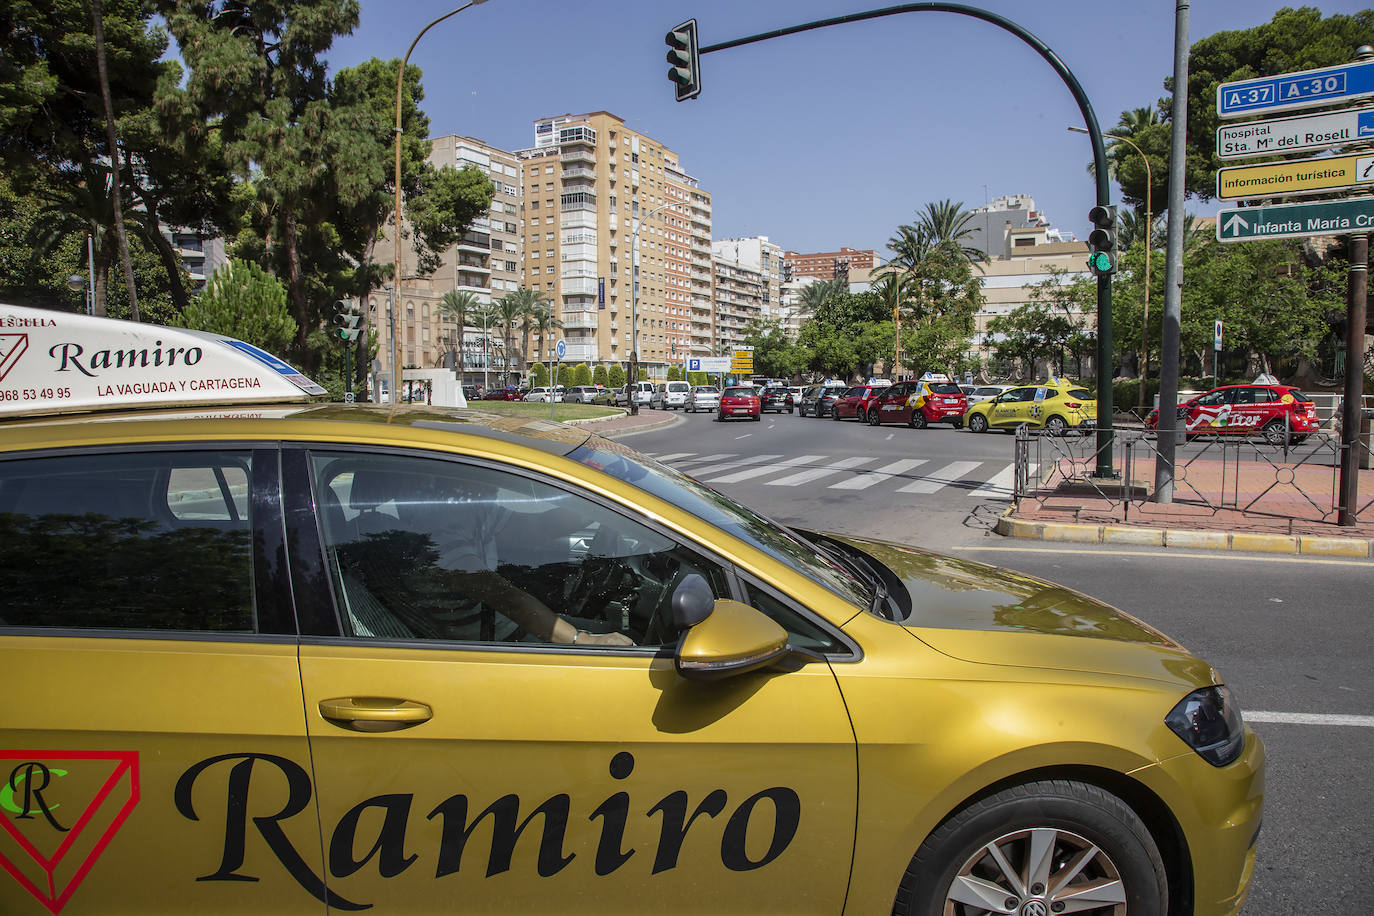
[643,452,1034,499]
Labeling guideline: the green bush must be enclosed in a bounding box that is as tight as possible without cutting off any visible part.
[529,362,549,387]
[570,363,592,386]
[608,364,626,388]
[592,364,609,387]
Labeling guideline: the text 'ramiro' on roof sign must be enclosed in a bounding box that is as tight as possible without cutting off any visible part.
[0,304,326,418]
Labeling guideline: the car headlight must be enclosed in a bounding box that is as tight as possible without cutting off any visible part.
[1165,685,1245,767]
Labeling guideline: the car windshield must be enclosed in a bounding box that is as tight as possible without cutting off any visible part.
[695,387,718,394]
[569,440,870,609]
[1286,389,1311,403]
[723,387,753,397]
[929,383,962,394]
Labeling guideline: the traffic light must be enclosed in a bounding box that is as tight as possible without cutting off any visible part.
[1086,204,1117,278]
[665,19,701,102]
[333,300,361,342]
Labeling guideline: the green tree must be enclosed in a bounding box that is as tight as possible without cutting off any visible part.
[529,362,549,387]
[439,290,481,378]
[592,364,609,387]
[915,199,986,266]
[794,278,846,319]
[666,365,683,381]
[492,291,529,382]
[988,268,1094,379]
[742,318,801,379]
[569,363,591,386]
[608,364,626,389]
[174,259,297,354]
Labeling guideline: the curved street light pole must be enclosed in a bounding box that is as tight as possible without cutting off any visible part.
[1071,127,1151,412]
[629,199,675,415]
[697,2,1117,475]
[392,0,488,404]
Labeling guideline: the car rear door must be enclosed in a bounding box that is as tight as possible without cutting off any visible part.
[876,383,910,423]
[286,447,857,914]
[0,446,323,916]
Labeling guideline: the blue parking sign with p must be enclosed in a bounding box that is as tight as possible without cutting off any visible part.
[688,358,701,371]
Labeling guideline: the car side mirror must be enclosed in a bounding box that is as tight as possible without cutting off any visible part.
[671,574,714,629]
[674,595,790,681]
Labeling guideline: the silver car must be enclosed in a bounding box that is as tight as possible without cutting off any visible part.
[684,385,721,413]
[651,381,693,410]
[962,384,1014,406]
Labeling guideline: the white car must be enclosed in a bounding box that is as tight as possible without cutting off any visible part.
[651,381,693,409]
[523,387,564,403]
[685,386,721,413]
[962,384,1014,406]
[614,381,656,408]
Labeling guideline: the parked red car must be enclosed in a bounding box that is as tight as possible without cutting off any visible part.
[867,377,969,428]
[832,384,889,423]
[716,386,761,421]
[482,387,525,401]
[1146,383,1319,445]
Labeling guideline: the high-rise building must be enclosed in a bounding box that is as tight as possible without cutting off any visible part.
[782,247,875,282]
[713,236,783,320]
[517,112,711,377]
[710,250,768,356]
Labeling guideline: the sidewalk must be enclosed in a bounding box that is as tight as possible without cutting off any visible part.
[566,408,683,437]
[1001,450,1374,559]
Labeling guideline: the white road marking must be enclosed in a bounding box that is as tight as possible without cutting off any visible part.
[1246,711,1374,727]
[968,463,1038,498]
[706,454,826,484]
[886,433,894,440]
[767,455,876,487]
[671,453,736,467]
[829,458,927,490]
[734,433,753,440]
[896,460,981,494]
[688,454,783,477]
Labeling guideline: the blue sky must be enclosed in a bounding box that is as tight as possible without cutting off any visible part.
[327,0,1355,256]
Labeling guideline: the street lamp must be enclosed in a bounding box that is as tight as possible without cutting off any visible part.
[392,0,489,405]
[629,199,675,415]
[65,235,96,315]
[1069,125,1151,411]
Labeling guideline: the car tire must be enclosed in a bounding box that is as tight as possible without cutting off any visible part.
[788,407,794,414]
[752,414,761,421]
[867,409,881,427]
[832,406,841,421]
[1261,420,1288,446]
[892,779,1166,916]
[969,414,988,433]
[909,411,928,430]
[950,418,963,430]
[1045,415,1069,437]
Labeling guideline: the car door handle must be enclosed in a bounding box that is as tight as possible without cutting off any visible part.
[318,697,433,731]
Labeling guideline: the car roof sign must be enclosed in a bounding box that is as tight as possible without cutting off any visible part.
[0,303,326,418]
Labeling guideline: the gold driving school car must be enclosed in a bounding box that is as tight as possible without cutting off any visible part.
[1,307,1261,915]
[965,379,1098,435]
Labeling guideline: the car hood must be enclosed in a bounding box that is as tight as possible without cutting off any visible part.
[830,534,1215,687]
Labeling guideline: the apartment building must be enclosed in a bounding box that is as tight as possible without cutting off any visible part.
[710,249,769,355]
[972,233,1094,365]
[782,247,875,282]
[517,112,711,377]
[372,135,523,383]
[964,193,1078,261]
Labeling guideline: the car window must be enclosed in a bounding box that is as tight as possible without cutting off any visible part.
[723,387,753,397]
[929,383,962,394]
[668,382,690,392]
[1231,387,1258,404]
[1251,388,1276,403]
[570,440,871,611]
[0,450,256,632]
[311,452,732,649]
[843,386,864,397]
[1196,390,1229,407]
[1067,389,1093,400]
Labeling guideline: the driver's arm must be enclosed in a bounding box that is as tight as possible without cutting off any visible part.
[453,569,632,646]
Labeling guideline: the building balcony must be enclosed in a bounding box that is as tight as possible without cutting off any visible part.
[562,343,599,362]
[562,212,596,231]
[561,312,598,330]
[561,165,596,181]
[562,277,598,296]
[455,284,491,300]
[561,149,595,166]
[456,260,491,274]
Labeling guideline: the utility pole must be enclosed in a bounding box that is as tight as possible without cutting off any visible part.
[1153,0,1191,502]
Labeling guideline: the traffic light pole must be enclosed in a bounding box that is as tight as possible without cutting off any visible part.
[689,2,1116,477]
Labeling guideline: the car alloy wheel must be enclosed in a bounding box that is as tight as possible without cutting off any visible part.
[909,411,927,429]
[894,780,1165,916]
[867,409,881,427]
[1261,420,1288,446]
[969,414,989,433]
[1045,416,1068,437]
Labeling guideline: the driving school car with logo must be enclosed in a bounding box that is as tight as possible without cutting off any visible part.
[1,305,1262,915]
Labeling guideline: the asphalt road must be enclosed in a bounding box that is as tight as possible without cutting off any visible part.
[623,407,1374,915]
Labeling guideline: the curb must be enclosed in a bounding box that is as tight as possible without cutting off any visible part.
[995,508,1373,558]
[575,410,684,438]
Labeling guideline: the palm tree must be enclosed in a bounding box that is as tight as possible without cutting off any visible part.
[795,278,845,320]
[492,292,529,385]
[438,290,481,375]
[468,302,500,385]
[916,199,986,266]
[504,286,551,371]
[532,302,563,366]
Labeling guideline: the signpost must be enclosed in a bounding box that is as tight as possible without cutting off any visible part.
[1217,58,1374,119]
[1216,197,1374,243]
[730,346,754,377]
[689,356,731,373]
[1213,320,1223,384]
[1216,151,1374,201]
[1216,52,1372,527]
[552,338,566,420]
[1216,106,1374,160]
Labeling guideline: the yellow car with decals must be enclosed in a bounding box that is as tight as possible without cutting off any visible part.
[964,379,1098,435]
[0,307,1260,915]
